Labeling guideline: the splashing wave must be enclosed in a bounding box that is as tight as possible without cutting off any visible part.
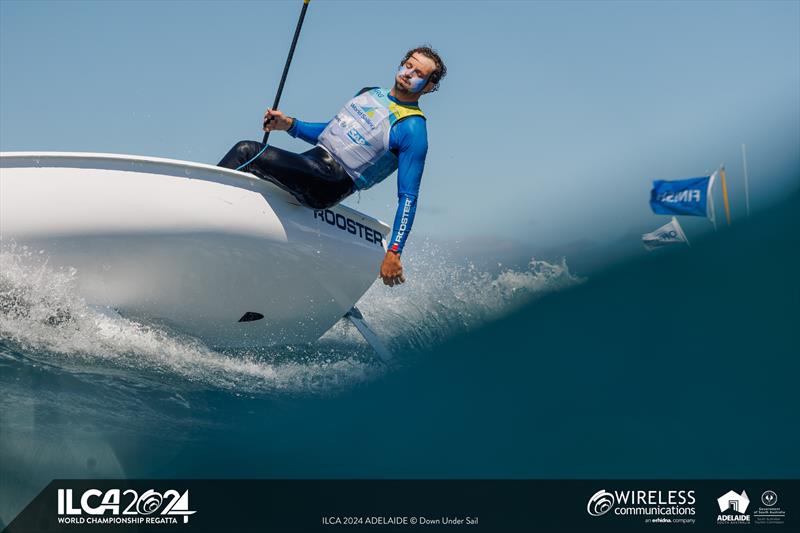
[1,240,583,394]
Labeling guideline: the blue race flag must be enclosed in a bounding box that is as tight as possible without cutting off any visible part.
[649,174,716,218]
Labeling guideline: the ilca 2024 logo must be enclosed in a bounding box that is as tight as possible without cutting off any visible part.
[57,488,196,526]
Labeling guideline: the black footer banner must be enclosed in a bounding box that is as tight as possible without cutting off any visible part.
[4,479,798,533]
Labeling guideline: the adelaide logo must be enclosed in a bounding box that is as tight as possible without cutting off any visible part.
[717,489,750,524]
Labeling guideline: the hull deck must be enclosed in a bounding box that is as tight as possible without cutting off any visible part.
[0,152,389,347]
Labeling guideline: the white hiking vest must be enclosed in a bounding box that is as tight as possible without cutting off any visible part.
[317,87,425,190]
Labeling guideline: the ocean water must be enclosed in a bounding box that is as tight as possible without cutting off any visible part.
[0,238,581,525]
[1,191,798,528]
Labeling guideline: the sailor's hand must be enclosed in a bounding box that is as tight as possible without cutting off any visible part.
[380,251,405,287]
[263,109,294,132]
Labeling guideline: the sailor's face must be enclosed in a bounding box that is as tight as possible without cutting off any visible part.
[394,53,437,95]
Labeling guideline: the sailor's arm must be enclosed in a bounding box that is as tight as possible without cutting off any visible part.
[286,118,328,144]
[262,108,328,145]
[380,117,428,286]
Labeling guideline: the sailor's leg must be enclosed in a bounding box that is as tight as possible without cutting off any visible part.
[217,140,266,170]
[226,143,354,209]
[298,146,356,208]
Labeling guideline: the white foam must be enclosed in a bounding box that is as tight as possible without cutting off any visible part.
[1,240,583,394]
[324,239,584,349]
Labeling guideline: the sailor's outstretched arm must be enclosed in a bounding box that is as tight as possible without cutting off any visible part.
[287,119,330,145]
[387,117,428,254]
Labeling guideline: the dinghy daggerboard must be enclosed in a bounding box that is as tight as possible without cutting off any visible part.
[345,306,394,365]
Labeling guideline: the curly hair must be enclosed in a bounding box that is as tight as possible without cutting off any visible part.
[401,45,447,93]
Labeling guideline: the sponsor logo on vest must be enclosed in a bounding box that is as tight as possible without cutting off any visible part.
[314,209,384,247]
[361,105,378,118]
[347,128,371,146]
[349,102,377,129]
[333,113,348,129]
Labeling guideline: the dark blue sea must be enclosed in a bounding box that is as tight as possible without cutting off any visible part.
[1,192,798,528]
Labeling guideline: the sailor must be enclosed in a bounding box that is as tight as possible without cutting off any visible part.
[218,46,446,287]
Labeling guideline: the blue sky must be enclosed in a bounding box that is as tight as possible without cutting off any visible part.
[1,1,798,250]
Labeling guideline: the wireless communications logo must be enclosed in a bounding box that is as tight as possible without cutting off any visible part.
[586,488,696,525]
[587,490,615,516]
[57,488,196,526]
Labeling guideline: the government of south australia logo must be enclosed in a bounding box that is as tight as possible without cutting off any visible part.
[587,490,614,516]
[761,490,777,507]
[717,489,750,524]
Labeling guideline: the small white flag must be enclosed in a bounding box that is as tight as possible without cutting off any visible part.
[642,217,690,251]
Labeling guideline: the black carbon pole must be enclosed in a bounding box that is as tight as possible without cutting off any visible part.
[262,0,311,145]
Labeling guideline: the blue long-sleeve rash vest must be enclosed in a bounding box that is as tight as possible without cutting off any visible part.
[287,92,428,254]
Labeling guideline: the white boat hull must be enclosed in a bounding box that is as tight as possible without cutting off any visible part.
[0,152,389,347]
